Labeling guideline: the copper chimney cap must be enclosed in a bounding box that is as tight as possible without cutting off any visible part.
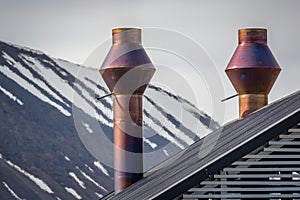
[225,28,281,118]
[100,28,155,95]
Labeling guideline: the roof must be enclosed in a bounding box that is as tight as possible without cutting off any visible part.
[107,90,300,200]
[183,124,300,199]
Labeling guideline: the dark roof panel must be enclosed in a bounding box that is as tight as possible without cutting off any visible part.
[110,90,300,200]
[183,124,300,199]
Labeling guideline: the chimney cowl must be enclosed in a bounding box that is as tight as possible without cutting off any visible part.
[100,28,155,95]
[99,28,155,193]
[225,28,281,118]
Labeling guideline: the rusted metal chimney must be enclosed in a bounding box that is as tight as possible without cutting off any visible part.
[99,28,155,193]
[226,28,281,118]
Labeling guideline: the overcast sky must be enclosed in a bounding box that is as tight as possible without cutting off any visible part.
[0,0,299,123]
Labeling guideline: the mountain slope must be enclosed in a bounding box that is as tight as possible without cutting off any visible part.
[0,40,219,200]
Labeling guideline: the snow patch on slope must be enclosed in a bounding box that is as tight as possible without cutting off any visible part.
[2,51,16,65]
[76,166,107,192]
[64,156,71,161]
[94,161,109,176]
[144,137,157,149]
[65,187,81,199]
[144,120,184,149]
[69,172,86,189]
[85,164,94,173]
[2,181,24,200]
[19,54,70,107]
[0,63,71,116]
[163,149,169,156]
[82,122,93,134]
[4,159,54,194]
[95,192,103,198]
[0,85,23,105]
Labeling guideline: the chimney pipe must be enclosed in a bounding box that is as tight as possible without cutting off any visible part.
[225,28,281,118]
[99,28,155,193]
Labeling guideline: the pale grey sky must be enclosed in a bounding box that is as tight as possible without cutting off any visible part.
[0,0,299,123]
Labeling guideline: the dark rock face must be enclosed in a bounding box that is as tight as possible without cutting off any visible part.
[0,41,219,199]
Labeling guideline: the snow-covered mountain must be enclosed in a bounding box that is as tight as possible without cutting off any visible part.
[0,40,219,200]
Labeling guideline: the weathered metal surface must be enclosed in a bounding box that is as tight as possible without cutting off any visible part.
[226,28,281,118]
[100,28,155,95]
[113,95,143,192]
[239,93,267,118]
[99,28,155,193]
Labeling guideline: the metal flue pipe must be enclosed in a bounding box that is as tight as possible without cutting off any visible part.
[99,28,155,193]
[225,28,281,118]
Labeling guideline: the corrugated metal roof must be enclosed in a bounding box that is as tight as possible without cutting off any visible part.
[182,125,300,199]
[107,90,300,200]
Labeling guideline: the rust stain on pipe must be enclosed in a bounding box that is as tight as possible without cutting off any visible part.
[225,28,281,118]
[99,28,155,193]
